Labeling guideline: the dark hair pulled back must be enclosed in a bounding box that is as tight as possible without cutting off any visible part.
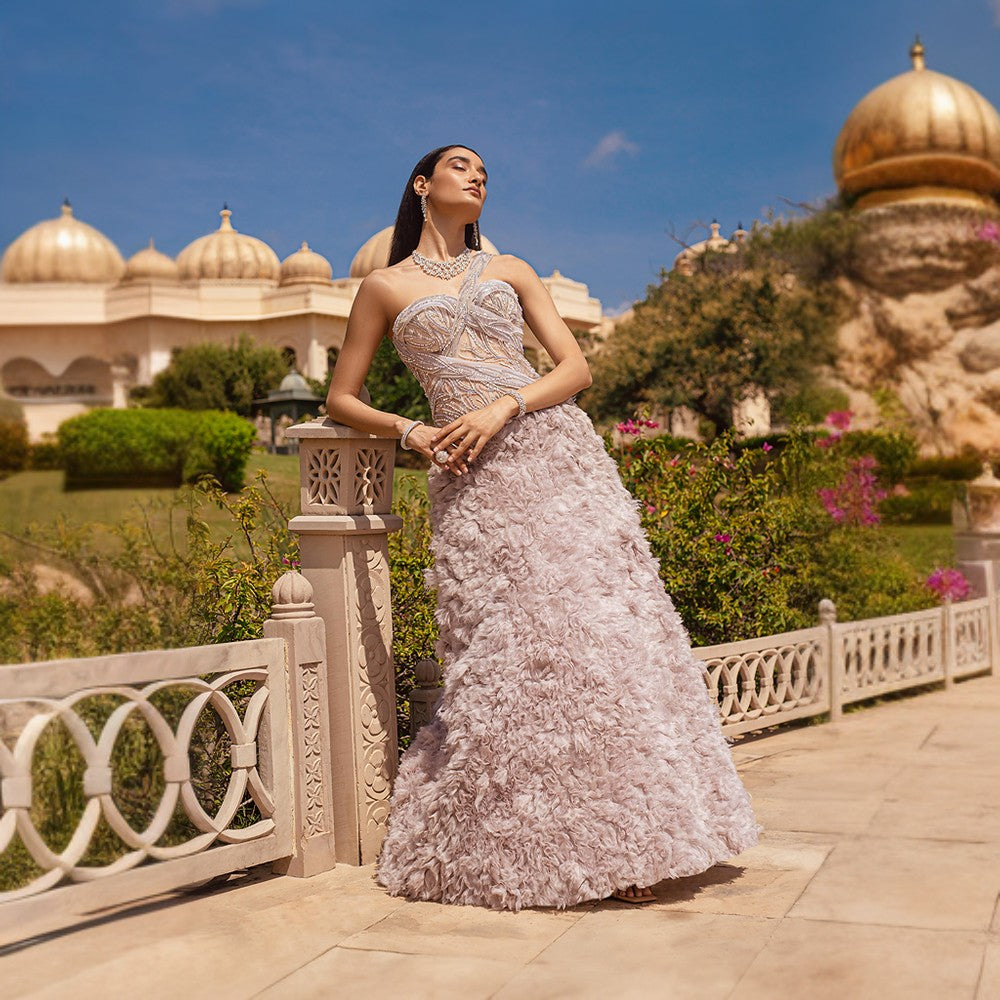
[387,144,483,266]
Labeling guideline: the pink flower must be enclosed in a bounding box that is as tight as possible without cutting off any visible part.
[669,456,681,467]
[925,568,971,603]
[817,455,886,526]
[713,533,732,544]
[645,503,656,514]
[825,410,854,431]
[816,433,841,449]
[641,419,660,428]
[762,442,773,453]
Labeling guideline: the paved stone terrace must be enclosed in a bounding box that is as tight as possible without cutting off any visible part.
[4,671,1000,1000]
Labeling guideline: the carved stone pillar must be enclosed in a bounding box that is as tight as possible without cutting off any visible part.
[263,571,337,878]
[284,418,402,865]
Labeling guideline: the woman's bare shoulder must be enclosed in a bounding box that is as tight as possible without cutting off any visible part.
[487,253,541,289]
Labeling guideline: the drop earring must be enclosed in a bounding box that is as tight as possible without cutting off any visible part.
[420,194,428,222]
[472,219,480,248]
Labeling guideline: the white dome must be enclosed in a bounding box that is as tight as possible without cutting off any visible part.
[1,201,125,283]
[124,239,179,283]
[176,207,280,282]
[280,242,332,286]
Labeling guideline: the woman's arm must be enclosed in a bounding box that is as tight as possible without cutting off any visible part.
[325,273,412,438]
[497,255,594,412]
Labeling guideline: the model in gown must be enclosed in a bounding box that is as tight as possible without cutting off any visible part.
[325,145,761,912]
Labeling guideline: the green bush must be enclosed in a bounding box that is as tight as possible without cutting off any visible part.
[607,428,930,644]
[880,478,965,525]
[0,419,29,473]
[134,334,288,417]
[908,453,984,481]
[28,435,62,470]
[837,429,918,484]
[387,475,438,749]
[58,408,255,492]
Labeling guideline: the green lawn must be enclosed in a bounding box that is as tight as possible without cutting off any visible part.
[0,454,429,560]
[883,524,956,578]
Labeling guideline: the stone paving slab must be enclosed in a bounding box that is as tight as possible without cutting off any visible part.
[3,670,999,999]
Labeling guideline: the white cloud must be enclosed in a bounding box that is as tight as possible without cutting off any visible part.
[583,130,640,169]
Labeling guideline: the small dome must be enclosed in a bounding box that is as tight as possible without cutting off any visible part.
[279,369,312,393]
[280,241,332,286]
[176,207,280,282]
[834,39,1000,209]
[1,201,126,283]
[124,239,179,283]
[349,225,501,278]
[672,220,742,274]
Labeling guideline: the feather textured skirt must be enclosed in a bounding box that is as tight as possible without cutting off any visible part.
[375,400,761,911]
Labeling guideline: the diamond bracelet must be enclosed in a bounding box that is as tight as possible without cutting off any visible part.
[400,419,423,450]
[506,390,526,417]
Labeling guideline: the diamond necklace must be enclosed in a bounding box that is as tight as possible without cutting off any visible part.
[411,247,474,280]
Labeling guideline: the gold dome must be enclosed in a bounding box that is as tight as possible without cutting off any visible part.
[834,39,1000,209]
[1,201,126,283]
[124,239,179,283]
[349,225,501,278]
[280,241,332,286]
[176,207,280,282]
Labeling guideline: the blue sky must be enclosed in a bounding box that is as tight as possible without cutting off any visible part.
[2,0,1000,312]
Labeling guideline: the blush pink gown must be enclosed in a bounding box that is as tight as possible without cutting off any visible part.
[375,251,761,911]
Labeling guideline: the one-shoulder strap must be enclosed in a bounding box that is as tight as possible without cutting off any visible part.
[443,252,493,355]
[457,251,493,301]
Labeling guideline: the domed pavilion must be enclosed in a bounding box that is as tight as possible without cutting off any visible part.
[834,38,1000,211]
[828,38,1000,456]
[0,205,603,440]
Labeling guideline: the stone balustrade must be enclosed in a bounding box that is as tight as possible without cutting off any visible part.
[3,419,999,932]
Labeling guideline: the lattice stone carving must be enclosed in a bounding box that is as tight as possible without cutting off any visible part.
[701,638,826,730]
[354,447,388,510]
[837,610,942,701]
[953,601,991,677]
[306,447,342,507]
[0,669,276,903]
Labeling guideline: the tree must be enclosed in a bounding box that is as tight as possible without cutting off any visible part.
[583,208,852,434]
[134,335,288,416]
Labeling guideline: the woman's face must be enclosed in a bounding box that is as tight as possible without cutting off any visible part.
[420,147,488,222]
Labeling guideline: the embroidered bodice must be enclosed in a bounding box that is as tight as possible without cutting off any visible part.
[389,251,543,426]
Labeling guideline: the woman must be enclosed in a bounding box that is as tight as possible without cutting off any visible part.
[325,144,761,911]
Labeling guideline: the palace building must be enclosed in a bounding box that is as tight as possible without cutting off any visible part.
[0,206,602,439]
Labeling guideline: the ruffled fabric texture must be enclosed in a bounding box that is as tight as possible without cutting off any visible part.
[375,400,762,911]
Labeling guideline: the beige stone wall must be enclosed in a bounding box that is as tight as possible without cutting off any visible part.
[831,201,1000,455]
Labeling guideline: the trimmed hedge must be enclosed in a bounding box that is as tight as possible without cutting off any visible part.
[0,419,29,473]
[58,408,255,491]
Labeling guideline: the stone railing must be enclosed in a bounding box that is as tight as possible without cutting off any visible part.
[3,415,998,932]
[410,577,999,740]
[0,571,336,930]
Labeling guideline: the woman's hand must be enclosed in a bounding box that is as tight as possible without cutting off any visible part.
[408,397,519,476]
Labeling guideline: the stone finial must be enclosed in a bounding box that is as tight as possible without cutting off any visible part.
[818,598,837,624]
[414,658,442,687]
[270,570,316,619]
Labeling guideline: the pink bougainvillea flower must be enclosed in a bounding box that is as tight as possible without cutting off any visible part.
[669,456,681,467]
[713,533,732,544]
[762,442,773,453]
[925,567,971,603]
[825,410,854,431]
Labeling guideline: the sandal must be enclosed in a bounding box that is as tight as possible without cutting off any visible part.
[608,885,657,905]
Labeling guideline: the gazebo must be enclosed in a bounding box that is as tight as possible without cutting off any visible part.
[252,370,322,454]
